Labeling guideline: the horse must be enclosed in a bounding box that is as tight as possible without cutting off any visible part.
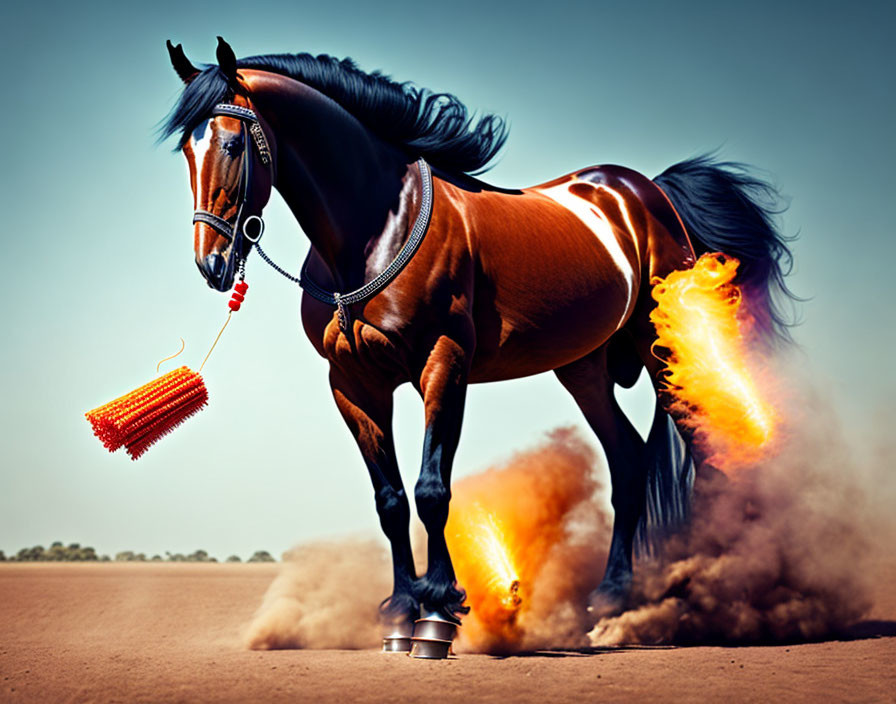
[161,37,795,632]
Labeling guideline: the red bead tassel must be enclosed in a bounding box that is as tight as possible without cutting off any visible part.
[229,280,248,311]
[85,366,208,460]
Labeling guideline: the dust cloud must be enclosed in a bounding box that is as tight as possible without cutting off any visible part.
[446,428,611,654]
[590,368,892,646]
[244,540,388,650]
[244,372,892,652]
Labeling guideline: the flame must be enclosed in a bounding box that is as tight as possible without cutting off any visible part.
[443,429,604,653]
[650,253,776,469]
[448,502,522,618]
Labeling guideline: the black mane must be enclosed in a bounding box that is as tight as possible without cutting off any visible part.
[160,53,508,176]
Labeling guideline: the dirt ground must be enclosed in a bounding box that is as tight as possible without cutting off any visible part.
[0,562,894,703]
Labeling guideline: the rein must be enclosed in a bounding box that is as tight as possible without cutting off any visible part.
[192,102,434,333]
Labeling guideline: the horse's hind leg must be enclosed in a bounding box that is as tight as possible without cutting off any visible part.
[328,367,418,627]
[554,345,648,611]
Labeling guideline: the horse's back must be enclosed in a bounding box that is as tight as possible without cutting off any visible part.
[435,164,694,381]
[564,165,695,277]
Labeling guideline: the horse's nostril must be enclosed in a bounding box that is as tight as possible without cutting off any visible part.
[205,253,226,278]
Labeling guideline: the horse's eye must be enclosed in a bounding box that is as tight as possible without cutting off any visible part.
[222,138,244,159]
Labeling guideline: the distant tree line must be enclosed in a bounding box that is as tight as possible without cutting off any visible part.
[0,542,276,563]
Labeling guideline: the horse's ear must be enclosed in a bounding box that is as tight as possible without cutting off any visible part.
[216,36,238,84]
[166,40,199,84]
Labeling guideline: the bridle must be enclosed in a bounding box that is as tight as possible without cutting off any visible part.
[189,102,434,333]
[191,103,272,278]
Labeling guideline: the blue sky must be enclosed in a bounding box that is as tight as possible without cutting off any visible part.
[1,0,893,558]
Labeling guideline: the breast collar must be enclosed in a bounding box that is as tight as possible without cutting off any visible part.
[297,158,433,331]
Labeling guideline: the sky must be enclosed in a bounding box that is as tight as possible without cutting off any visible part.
[1,0,893,560]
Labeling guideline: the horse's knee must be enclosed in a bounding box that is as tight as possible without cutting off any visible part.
[414,475,450,529]
[375,484,410,539]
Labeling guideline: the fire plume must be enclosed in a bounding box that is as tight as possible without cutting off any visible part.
[444,430,607,653]
[650,253,776,469]
[447,502,522,630]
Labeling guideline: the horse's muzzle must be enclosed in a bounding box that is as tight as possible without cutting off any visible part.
[197,253,233,291]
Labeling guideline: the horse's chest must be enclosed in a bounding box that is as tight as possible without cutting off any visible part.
[302,296,409,381]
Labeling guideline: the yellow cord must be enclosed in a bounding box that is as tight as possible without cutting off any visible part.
[156,337,185,373]
[199,311,233,374]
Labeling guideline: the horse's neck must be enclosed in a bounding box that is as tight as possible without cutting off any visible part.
[245,72,416,292]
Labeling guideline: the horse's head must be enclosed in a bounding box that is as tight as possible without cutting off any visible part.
[167,38,274,292]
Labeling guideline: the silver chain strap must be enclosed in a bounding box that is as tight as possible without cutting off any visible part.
[251,158,433,307]
[253,240,302,284]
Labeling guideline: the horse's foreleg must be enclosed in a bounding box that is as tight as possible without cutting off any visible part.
[329,367,418,625]
[413,335,471,621]
[554,346,647,612]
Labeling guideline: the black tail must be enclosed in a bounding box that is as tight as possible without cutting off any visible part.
[635,406,694,557]
[636,155,799,554]
[654,154,799,344]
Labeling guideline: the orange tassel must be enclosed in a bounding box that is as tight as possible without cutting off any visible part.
[87,283,244,460]
[85,366,208,460]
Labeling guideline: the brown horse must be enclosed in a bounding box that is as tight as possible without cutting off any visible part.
[162,38,794,630]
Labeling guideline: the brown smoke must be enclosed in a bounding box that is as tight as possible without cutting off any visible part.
[244,539,388,650]
[590,367,887,646]
[446,428,611,653]
[244,431,614,653]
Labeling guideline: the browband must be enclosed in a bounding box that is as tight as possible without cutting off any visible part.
[209,103,271,166]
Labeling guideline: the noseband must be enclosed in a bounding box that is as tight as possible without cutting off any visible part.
[192,103,272,265]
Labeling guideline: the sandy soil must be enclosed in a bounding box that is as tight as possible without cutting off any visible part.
[0,562,894,703]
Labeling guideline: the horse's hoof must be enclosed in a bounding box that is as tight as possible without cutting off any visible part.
[382,619,415,653]
[587,583,629,620]
[379,592,420,652]
[410,611,460,659]
[409,637,453,659]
